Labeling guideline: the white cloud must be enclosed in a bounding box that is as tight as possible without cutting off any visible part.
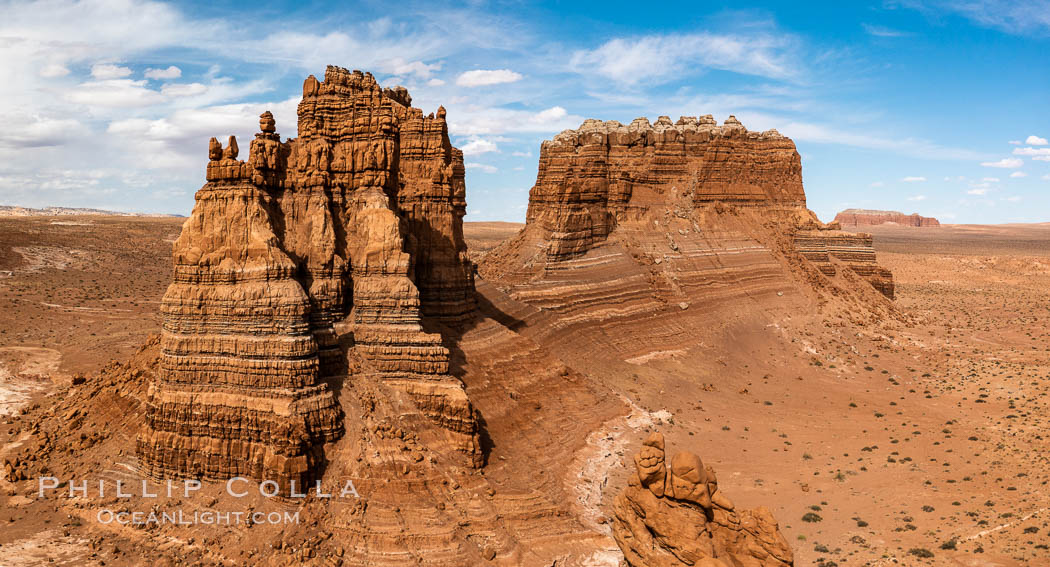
[448,105,582,136]
[388,59,441,79]
[907,194,927,201]
[426,78,446,87]
[465,162,498,173]
[981,157,1023,168]
[460,136,499,155]
[90,63,133,79]
[769,119,990,161]
[512,150,533,157]
[1008,140,1021,145]
[902,176,926,182]
[967,188,988,195]
[0,114,87,148]
[915,1,1050,36]
[1013,147,1050,161]
[161,82,208,97]
[456,69,523,87]
[862,24,910,37]
[1043,174,1050,181]
[1009,171,1027,178]
[1025,135,1048,145]
[39,64,70,78]
[570,31,799,85]
[66,79,166,107]
[982,177,1000,182]
[145,66,182,80]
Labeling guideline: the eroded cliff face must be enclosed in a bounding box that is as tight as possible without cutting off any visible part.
[614,433,794,567]
[484,115,893,303]
[526,115,806,261]
[834,209,940,228]
[137,66,479,492]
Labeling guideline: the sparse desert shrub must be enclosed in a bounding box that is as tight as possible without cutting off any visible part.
[908,548,934,558]
[802,512,823,523]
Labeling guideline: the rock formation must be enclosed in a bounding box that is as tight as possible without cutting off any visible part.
[793,230,895,298]
[613,433,794,567]
[138,66,480,493]
[527,115,806,261]
[834,209,940,228]
[483,115,894,303]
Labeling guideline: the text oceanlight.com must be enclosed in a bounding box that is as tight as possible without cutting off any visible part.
[96,509,300,526]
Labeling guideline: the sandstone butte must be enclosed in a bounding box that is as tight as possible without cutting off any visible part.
[8,66,906,565]
[481,114,895,300]
[834,208,941,228]
[137,66,481,492]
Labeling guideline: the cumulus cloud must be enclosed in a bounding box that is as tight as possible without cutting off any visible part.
[388,59,441,79]
[90,63,133,79]
[160,82,208,97]
[981,157,1023,168]
[39,64,70,78]
[456,69,523,87]
[1009,171,1027,178]
[145,66,182,79]
[448,105,581,136]
[426,78,446,87]
[902,176,926,182]
[465,162,498,173]
[570,31,799,85]
[460,136,499,155]
[1025,135,1048,145]
[0,114,87,148]
[1013,147,1050,161]
[66,79,166,107]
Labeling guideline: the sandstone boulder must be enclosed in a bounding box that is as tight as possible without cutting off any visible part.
[613,433,794,567]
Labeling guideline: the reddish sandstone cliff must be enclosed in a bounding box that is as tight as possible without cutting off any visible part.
[834,209,940,228]
[484,115,894,301]
[526,115,806,261]
[138,66,480,492]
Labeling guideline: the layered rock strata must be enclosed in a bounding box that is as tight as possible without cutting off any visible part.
[794,230,895,298]
[834,208,940,228]
[485,116,894,304]
[527,115,806,261]
[138,66,480,492]
[613,433,794,567]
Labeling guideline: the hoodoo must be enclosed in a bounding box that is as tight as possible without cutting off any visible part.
[137,66,480,492]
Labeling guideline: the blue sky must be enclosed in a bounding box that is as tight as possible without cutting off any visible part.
[0,0,1048,223]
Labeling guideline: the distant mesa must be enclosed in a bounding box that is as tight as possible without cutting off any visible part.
[0,205,182,218]
[834,209,940,228]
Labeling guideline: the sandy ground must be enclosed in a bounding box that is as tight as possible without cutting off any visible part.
[1,219,1049,565]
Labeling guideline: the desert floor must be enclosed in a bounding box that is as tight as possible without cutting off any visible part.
[1,217,1048,566]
